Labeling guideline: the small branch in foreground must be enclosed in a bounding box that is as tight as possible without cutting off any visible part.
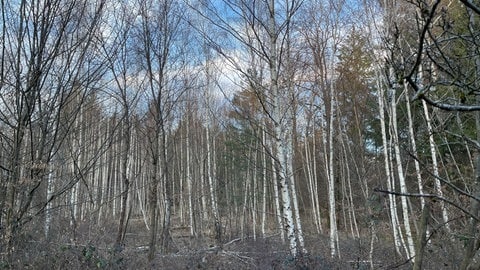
[373,188,480,222]
[407,150,480,202]
[421,96,480,112]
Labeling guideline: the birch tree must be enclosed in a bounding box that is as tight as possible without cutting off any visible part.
[135,0,188,258]
[192,0,306,258]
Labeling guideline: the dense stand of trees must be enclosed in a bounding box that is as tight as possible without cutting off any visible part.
[1,0,480,268]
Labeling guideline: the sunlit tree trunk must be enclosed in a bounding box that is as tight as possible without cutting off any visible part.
[405,85,425,210]
[206,124,221,243]
[390,85,415,260]
[241,146,252,240]
[271,148,285,242]
[44,167,54,239]
[268,0,301,256]
[186,112,195,237]
[327,75,338,258]
[252,142,258,241]
[261,128,268,237]
[198,128,208,228]
[312,127,322,234]
[376,69,402,254]
[422,100,450,229]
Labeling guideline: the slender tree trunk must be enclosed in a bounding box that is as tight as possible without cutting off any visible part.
[405,86,425,210]
[288,139,306,253]
[199,129,208,224]
[390,86,415,260]
[206,126,221,243]
[376,70,402,254]
[262,128,268,237]
[252,142,258,241]
[186,114,195,237]
[422,99,450,231]
[179,131,184,224]
[241,147,252,240]
[113,137,119,219]
[340,130,359,238]
[312,128,322,234]
[304,131,321,234]
[45,167,54,240]
[136,168,149,230]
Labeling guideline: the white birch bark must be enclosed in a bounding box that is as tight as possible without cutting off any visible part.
[241,147,252,240]
[288,127,306,253]
[268,0,299,256]
[390,86,415,260]
[186,113,194,236]
[70,166,78,227]
[178,132,184,224]
[275,138,297,256]
[98,150,107,224]
[112,140,118,219]
[422,99,450,231]
[388,134,408,254]
[304,131,321,234]
[137,172,150,230]
[327,78,338,258]
[199,130,208,223]
[376,70,402,254]
[312,127,322,233]
[45,109,60,239]
[405,86,426,210]
[70,106,81,227]
[44,167,54,239]
[340,130,359,238]
[252,143,258,241]
[271,151,284,242]
[261,128,268,237]
[206,124,221,242]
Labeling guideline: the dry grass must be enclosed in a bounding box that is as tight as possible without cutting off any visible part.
[1,217,462,269]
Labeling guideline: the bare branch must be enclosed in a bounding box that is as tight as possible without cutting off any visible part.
[374,188,480,222]
[422,95,480,111]
[459,0,480,15]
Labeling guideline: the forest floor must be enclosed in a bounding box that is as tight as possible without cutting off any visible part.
[7,218,459,269]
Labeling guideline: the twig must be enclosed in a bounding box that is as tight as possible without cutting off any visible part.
[224,238,241,247]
